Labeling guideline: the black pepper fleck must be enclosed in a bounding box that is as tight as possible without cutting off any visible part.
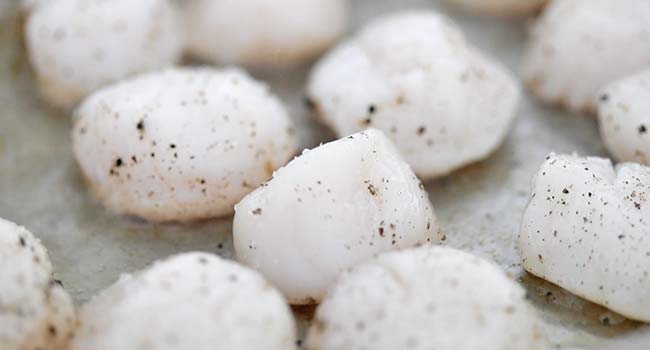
[367,184,377,196]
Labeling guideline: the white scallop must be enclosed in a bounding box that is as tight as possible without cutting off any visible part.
[70,252,296,350]
[307,246,548,350]
[0,218,76,350]
[519,153,650,322]
[185,0,348,67]
[598,68,650,165]
[444,0,547,17]
[523,0,650,114]
[73,67,297,223]
[25,0,183,109]
[307,11,519,179]
[234,129,442,304]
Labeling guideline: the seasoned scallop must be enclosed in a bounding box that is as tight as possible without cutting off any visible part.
[597,69,650,164]
[185,0,348,67]
[307,11,519,179]
[234,129,442,304]
[73,67,297,223]
[444,0,547,17]
[0,218,76,350]
[70,252,296,350]
[307,246,548,350]
[25,0,183,109]
[519,153,650,322]
[523,0,650,114]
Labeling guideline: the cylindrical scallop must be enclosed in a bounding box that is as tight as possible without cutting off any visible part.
[523,0,650,114]
[234,129,442,304]
[184,0,348,67]
[0,218,76,350]
[307,11,519,180]
[70,252,296,350]
[307,246,548,350]
[597,68,650,164]
[72,67,297,223]
[519,153,650,322]
[25,0,183,109]
[444,0,547,17]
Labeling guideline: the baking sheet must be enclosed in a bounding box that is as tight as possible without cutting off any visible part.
[1,1,649,348]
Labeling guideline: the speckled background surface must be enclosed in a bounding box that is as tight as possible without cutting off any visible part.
[1,1,649,349]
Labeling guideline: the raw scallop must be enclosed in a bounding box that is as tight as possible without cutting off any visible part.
[234,129,442,304]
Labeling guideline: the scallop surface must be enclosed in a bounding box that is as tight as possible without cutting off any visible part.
[70,252,296,350]
[234,129,442,304]
[0,218,76,350]
[307,246,548,350]
[523,0,650,113]
[185,0,348,67]
[519,153,650,321]
[307,11,519,179]
[73,67,297,222]
[598,69,650,164]
[25,0,183,109]
[444,0,547,17]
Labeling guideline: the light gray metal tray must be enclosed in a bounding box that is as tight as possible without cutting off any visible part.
[1,1,648,348]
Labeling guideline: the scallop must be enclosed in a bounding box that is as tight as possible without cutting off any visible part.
[234,129,442,304]
[523,0,650,114]
[444,0,547,17]
[307,246,548,350]
[597,68,650,164]
[0,218,76,350]
[25,0,183,109]
[73,67,297,222]
[184,0,348,67]
[307,11,519,179]
[70,252,296,350]
[519,153,650,322]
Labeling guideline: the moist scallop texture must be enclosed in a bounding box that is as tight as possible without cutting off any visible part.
[0,218,76,350]
[234,129,442,304]
[307,11,519,179]
[519,153,650,322]
[70,252,296,350]
[597,68,650,165]
[25,0,183,109]
[523,0,650,114]
[307,246,548,350]
[73,67,297,223]
[444,0,547,17]
[184,0,348,67]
